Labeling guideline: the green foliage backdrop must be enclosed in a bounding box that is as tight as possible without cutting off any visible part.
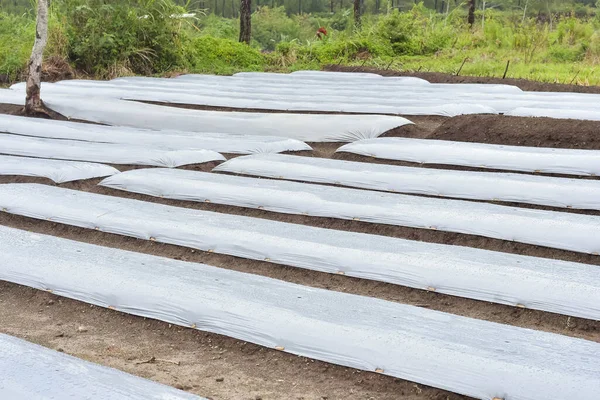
[2,0,600,84]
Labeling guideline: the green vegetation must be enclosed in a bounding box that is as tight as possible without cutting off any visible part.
[2,0,600,85]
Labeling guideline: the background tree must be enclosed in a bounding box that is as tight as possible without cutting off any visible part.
[25,0,49,115]
[468,0,475,25]
[239,0,251,44]
[353,0,361,26]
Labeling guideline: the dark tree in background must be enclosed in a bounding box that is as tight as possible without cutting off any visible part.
[353,0,361,26]
[239,0,251,44]
[468,0,476,26]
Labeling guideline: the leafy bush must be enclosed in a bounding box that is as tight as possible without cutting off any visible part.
[61,0,190,77]
[0,12,34,82]
[186,35,267,73]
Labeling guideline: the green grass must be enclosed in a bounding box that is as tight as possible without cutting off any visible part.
[3,2,600,85]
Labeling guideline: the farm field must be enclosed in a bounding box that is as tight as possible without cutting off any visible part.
[1,69,600,400]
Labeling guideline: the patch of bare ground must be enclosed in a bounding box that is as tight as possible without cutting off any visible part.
[0,281,471,400]
[429,114,600,149]
[1,69,600,399]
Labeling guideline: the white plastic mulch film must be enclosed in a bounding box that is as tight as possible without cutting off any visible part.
[507,106,600,121]
[0,114,311,154]
[41,73,600,118]
[0,155,119,183]
[212,158,600,254]
[0,333,203,400]
[0,133,225,167]
[1,225,599,400]
[37,95,412,142]
[211,154,600,210]
[2,183,600,321]
[0,88,25,106]
[14,81,496,117]
[337,137,600,176]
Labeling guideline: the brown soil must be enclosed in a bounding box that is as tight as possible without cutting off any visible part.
[429,114,600,149]
[0,281,470,400]
[0,103,25,116]
[325,65,600,94]
[2,70,600,399]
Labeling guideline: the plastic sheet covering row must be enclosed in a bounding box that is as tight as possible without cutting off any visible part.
[0,134,225,167]
[230,72,525,93]
[100,167,600,254]
[506,106,600,121]
[181,71,432,85]
[51,80,505,117]
[0,88,25,105]
[109,160,600,212]
[38,95,412,142]
[52,79,600,116]
[336,137,600,176]
[16,82,496,117]
[0,333,202,400]
[102,75,600,115]
[0,155,119,183]
[1,225,599,400]
[211,154,600,210]
[109,76,519,98]
[0,114,312,154]
[2,183,600,321]
[105,79,600,115]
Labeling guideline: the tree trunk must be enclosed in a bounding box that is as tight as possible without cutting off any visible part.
[353,0,361,27]
[25,0,49,115]
[239,0,251,44]
[467,0,475,26]
[330,0,334,12]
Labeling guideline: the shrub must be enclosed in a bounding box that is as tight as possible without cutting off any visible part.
[186,35,267,73]
[0,12,34,82]
[60,0,190,77]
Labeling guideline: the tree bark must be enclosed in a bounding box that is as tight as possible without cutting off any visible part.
[468,0,475,26]
[239,0,251,44]
[353,0,361,27]
[25,0,49,115]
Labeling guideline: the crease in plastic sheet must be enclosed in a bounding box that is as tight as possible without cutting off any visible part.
[0,114,312,154]
[0,333,203,400]
[10,82,492,117]
[3,184,600,321]
[0,133,225,167]
[2,225,600,400]
[106,161,600,213]
[0,155,119,183]
[336,137,600,176]
[36,94,412,142]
